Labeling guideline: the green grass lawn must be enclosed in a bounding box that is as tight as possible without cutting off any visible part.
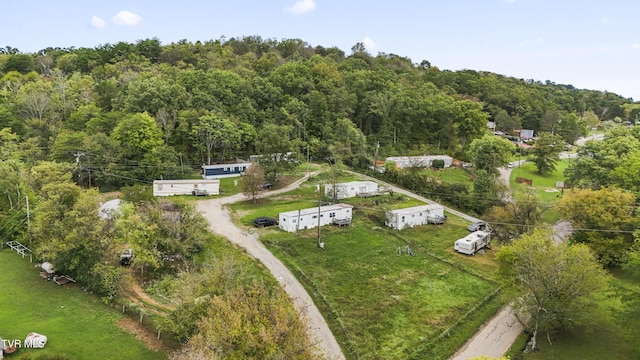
[510,159,571,223]
[231,189,503,360]
[0,250,164,359]
[417,168,474,188]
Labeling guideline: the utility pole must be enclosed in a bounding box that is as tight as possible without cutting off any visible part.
[87,156,92,188]
[307,145,310,174]
[373,141,380,172]
[25,195,30,230]
[317,181,323,249]
[74,151,85,187]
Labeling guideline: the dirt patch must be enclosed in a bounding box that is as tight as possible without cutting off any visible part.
[118,317,166,352]
[127,282,176,316]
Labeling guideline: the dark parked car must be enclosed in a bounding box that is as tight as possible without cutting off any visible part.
[253,217,278,228]
[467,221,487,232]
[262,183,273,189]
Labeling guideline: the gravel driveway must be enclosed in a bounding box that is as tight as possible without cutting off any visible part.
[196,173,345,360]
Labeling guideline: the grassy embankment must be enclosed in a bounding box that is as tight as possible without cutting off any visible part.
[0,250,164,359]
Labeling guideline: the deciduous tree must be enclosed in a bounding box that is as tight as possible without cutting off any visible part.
[530,132,563,174]
[557,187,637,266]
[191,113,240,164]
[468,135,513,177]
[171,281,315,360]
[112,112,164,160]
[496,230,609,351]
[242,164,266,204]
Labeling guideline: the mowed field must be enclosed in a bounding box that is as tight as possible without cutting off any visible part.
[0,250,164,359]
[232,183,503,360]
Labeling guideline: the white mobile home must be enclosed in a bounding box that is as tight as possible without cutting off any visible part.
[385,204,445,230]
[454,231,491,255]
[153,179,220,196]
[324,181,379,200]
[279,203,353,233]
[201,162,251,179]
[385,155,453,169]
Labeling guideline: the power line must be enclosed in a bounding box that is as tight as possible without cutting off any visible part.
[88,168,153,184]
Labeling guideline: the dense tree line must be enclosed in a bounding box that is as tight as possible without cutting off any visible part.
[0,37,633,193]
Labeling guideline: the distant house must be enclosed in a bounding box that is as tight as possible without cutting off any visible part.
[201,162,251,179]
[324,181,379,200]
[279,204,353,233]
[153,179,220,197]
[385,155,453,169]
[385,204,445,230]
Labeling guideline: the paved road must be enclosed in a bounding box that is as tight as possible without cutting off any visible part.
[575,133,605,146]
[451,306,523,360]
[196,172,345,360]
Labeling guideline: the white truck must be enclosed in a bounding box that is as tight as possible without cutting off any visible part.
[454,230,491,255]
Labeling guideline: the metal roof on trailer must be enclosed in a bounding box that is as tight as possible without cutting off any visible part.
[153,179,219,184]
[387,204,443,216]
[280,203,353,217]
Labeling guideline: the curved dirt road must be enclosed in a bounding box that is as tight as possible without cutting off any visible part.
[196,173,345,360]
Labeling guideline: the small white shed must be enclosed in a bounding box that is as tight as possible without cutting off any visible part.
[385,204,445,230]
[279,203,353,233]
[153,179,220,197]
[324,181,379,200]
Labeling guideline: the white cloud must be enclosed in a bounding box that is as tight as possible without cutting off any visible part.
[90,16,106,29]
[632,43,640,49]
[601,17,609,25]
[504,0,516,3]
[113,10,142,26]
[363,36,377,49]
[285,0,316,15]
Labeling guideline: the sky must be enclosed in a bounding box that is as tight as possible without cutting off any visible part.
[2,0,639,100]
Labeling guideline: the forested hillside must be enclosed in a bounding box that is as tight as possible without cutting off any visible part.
[3,37,640,359]
[0,37,633,191]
